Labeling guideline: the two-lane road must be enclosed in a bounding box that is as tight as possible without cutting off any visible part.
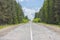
[0,22,60,40]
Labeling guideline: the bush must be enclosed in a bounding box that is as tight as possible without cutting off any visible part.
[22,19,29,23]
[33,18,41,23]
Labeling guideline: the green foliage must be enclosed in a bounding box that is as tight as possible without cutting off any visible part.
[34,0,60,25]
[22,19,29,23]
[22,16,29,23]
[0,0,24,25]
[33,18,40,23]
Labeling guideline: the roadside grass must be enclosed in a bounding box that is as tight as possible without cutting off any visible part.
[39,23,60,28]
[0,24,16,29]
[37,23,60,33]
[0,23,25,29]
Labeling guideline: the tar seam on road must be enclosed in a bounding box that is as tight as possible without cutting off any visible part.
[30,23,33,40]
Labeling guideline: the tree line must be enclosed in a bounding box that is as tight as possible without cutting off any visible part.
[34,0,60,25]
[0,0,28,25]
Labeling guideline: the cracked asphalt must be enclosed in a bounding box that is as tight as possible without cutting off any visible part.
[0,22,60,40]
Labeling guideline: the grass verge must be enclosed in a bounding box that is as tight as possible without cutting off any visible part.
[0,24,16,29]
[37,23,60,34]
[40,23,60,28]
[0,23,24,29]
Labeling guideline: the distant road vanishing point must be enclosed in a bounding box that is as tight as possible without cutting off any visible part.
[0,22,60,40]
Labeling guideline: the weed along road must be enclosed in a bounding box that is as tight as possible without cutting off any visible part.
[0,22,60,40]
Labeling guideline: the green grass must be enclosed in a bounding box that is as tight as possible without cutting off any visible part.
[40,23,60,28]
[0,24,19,29]
[0,23,25,29]
[0,26,5,29]
[0,25,14,29]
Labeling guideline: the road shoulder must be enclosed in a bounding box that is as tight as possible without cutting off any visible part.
[0,24,24,37]
[37,23,60,34]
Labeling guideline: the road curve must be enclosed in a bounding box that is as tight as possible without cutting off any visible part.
[0,22,60,40]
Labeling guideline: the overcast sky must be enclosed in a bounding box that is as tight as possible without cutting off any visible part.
[16,0,44,20]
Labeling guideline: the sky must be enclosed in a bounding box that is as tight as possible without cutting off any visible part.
[16,0,44,20]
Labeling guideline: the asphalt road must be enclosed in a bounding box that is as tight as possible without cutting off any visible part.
[0,22,60,40]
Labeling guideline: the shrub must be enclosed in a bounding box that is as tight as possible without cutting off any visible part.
[33,18,41,23]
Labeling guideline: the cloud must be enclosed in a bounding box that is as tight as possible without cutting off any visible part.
[22,7,40,20]
[16,0,30,2]
[16,0,35,3]
[20,0,24,2]
[23,7,35,15]
[23,7,35,20]
[16,0,24,3]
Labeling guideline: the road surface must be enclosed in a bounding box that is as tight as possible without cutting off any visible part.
[0,22,60,40]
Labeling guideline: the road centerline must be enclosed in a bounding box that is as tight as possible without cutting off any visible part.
[30,23,33,40]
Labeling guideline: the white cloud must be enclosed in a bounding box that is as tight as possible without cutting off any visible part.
[20,0,24,2]
[16,0,24,3]
[34,8,40,12]
[23,7,35,20]
[16,0,30,2]
[22,7,39,20]
[16,0,35,3]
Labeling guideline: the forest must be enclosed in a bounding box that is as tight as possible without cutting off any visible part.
[34,0,60,25]
[0,0,28,25]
